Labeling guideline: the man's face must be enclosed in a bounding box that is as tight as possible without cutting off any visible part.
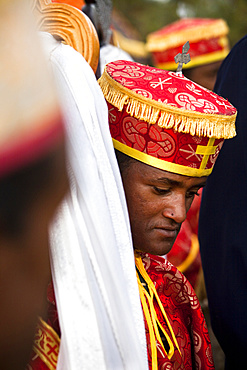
[121,160,207,256]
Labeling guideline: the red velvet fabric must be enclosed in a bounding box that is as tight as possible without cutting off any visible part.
[140,252,214,369]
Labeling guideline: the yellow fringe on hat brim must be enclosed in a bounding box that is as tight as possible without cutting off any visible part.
[98,69,237,140]
[146,19,229,52]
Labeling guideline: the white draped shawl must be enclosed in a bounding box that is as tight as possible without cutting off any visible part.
[41,33,148,370]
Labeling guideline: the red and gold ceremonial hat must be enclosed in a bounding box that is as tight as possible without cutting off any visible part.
[98,60,237,177]
[0,0,64,178]
[146,18,230,70]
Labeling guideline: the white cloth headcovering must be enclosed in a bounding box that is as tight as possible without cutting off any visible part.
[41,33,148,370]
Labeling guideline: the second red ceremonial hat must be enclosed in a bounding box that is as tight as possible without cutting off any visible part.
[146,18,230,71]
[98,60,237,177]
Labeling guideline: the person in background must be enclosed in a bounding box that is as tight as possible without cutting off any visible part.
[98,59,237,369]
[199,34,247,369]
[0,1,68,369]
[146,18,230,91]
[146,17,230,290]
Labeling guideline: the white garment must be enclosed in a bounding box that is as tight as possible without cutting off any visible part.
[41,33,148,370]
[100,44,134,75]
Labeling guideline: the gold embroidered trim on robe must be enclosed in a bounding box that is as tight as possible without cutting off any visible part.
[33,318,60,370]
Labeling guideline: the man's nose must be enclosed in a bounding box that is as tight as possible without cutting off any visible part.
[162,194,187,224]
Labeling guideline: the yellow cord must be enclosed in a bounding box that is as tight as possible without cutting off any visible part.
[135,254,181,369]
[137,277,158,369]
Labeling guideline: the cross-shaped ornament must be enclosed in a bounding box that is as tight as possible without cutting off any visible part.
[174,41,191,73]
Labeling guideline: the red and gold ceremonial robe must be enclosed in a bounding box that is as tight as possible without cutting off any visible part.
[27,284,60,370]
[135,251,214,370]
[28,252,213,370]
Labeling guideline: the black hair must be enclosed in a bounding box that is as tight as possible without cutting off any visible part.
[115,149,136,175]
[0,149,59,238]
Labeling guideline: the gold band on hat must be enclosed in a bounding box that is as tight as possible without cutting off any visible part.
[113,139,215,177]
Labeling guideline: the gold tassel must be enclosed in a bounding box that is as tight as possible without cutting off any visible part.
[98,71,237,140]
